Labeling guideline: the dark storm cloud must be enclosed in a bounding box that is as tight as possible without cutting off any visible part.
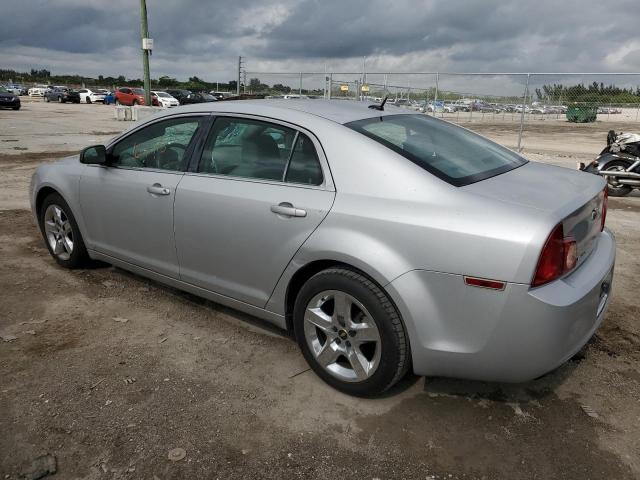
[256,0,639,71]
[1,0,639,78]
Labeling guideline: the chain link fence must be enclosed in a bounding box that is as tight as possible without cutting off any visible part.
[243,72,640,154]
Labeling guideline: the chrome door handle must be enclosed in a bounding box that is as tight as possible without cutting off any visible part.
[147,183,171,196]
[271,202,307,217]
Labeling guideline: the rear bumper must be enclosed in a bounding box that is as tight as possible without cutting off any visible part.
[387,229,616,382]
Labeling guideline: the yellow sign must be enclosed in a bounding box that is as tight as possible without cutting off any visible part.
[361,84,370,92]
[340,85,349,92]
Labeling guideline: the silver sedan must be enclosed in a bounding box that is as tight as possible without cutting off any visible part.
[30,100,615,396]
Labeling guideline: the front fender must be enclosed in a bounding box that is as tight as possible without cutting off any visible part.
[31,158,89,245]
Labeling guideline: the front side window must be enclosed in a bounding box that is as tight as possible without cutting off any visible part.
[198,117,297,181]
[110,117,202,171]
[346,114,527,186]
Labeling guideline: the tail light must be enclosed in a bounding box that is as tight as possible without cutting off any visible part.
[601,187,608,231]
[532,223,577,287]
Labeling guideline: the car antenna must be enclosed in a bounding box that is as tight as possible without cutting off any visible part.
[368,95,388,111]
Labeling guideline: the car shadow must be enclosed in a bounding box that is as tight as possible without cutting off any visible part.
[109,265,289,339]
[420,352,582,404]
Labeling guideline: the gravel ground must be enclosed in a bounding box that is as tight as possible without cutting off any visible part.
[0,99,639,479]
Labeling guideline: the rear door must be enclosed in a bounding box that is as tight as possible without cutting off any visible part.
[174,114,335,307]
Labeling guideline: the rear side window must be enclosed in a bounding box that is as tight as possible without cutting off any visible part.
[346,114,527,186]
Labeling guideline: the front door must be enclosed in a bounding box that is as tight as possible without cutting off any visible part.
[174,115,335,307]
[79,115,207,278]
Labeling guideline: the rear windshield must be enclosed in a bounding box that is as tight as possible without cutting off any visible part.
[346,114,527,186]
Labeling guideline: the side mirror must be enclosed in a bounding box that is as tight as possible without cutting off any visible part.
[80,145,107,165]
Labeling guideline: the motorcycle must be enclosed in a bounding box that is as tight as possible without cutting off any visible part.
[579,130,640,197]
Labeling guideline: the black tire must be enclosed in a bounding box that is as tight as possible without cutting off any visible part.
[58,96,63,103]
[132,99,138,106]
[86,97,92,104]
[44,96,50,103]
[38,192,90,269]
[603,160,633,197]
[12,105,20,110]
[293,267,410,397]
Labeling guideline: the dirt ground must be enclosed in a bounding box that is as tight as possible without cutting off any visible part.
[1,100,639,479]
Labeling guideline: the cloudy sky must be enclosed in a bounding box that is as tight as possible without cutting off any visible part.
[2,0,639,93]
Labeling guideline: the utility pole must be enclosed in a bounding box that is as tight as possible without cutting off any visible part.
[362,56,366,101]
[139,0,152,106]
[237,56,244,96]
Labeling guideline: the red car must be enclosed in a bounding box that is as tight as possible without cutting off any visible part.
[115,87,159,106]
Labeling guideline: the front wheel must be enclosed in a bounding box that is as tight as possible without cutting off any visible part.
[39,193,90,268]
[294,267,410,397]
[86,97,92,104]
[603,160,633,197]
[44,96,50,103]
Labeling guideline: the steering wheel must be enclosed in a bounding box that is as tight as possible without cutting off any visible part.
[146,143,188,169]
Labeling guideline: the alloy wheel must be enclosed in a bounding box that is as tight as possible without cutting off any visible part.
[43,204,74,261]
[304,290,381,382]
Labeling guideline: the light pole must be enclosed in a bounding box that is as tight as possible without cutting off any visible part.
[139,0,152,106]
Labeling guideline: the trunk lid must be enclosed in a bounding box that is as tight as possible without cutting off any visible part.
[463,161,606,266]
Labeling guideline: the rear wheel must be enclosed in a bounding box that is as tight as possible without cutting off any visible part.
[86,97,92,104]
[603,160,633,197]
[132,99,138,106]
[44,96,50,103]
[294,267,410,397]
[39,193,90,268]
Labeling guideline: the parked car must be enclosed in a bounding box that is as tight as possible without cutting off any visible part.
[103,91,116,105]
[44,87,80,103]
[28,85,49,97]
[164,89,193,105]
[442,103,456,113]
[181,92,217,104]
[0,86,20,110]
[30,100,614,397]
[78,88,108,104]
[209,91,234,100]
[151,91,180,108]
[115,87,159,106]
[4,84,25,96]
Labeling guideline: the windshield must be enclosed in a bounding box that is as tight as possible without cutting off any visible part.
[346,114,527,186]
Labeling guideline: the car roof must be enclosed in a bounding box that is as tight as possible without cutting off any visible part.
[166,99,412,125]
